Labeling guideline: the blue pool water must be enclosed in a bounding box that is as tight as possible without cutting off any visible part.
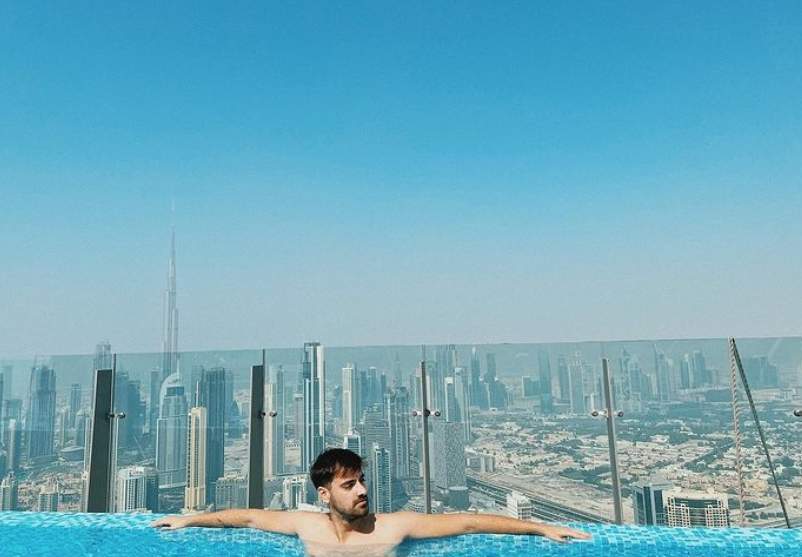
[2,511,800,557]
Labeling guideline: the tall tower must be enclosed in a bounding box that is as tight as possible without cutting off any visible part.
[342,364,359,434]
[386,387,411,479]
[185,406,208,511]
[301,342,325,470]
[27,365,57,462]
[370,444,392,513]
[196,367,226,495]
[156,372,188,489]
[161,225,179,383]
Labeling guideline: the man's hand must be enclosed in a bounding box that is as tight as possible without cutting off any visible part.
[538,524,592,543]
[151,515,191,530]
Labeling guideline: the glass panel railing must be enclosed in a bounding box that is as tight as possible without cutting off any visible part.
[613,337,802,528]
[113,348,257,514]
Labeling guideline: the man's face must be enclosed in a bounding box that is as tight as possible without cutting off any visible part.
[321,467,369,519]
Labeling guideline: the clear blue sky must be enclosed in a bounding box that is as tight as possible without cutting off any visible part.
[1,1,801,357]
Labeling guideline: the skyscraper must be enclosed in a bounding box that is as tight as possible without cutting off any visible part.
[185,406,207,511]
[537,351,554,414]
[196,367,226,494]
[370,444,392,513]
[27,365,57,462]
[0,472,18,511]
[632,476,672,526]
[386,388,411,479]
[342,364,359,434]
[343,430,362,454]
[568,355,585,414]
[453,367,472,442]
[116,466,159,513]
[358,405,390,463]
[270,364,286,467]
[469,346,482,407]
[93,340,112,371]
[161,226,179,383]
[68,383,81,429]
[431,421,465,492]
[1,364,12,402]
[156,373,188,489]
[302,342,325,470]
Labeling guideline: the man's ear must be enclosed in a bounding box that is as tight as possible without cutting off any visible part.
[318,485,330,504]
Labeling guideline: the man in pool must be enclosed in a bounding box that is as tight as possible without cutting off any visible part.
[152,448,590,554]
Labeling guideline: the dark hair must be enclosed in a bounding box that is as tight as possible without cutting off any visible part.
[310,448,363,489]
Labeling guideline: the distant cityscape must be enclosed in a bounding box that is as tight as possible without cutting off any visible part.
[2,229,802,529]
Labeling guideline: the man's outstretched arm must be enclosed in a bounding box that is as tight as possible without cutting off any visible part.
[393,512,591,543]
[151,509,305,535]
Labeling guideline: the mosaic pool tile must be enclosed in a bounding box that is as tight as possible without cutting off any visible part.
[1,512,800,557]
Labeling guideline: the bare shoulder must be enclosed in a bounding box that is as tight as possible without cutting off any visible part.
[249,510,327,535]
[376,512,420,531]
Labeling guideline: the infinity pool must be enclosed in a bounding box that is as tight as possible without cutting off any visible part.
[2,511,800,557]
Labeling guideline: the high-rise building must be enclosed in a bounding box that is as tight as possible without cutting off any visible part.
[265,382,283,477]
[4,419,20,473]
[342,364,360,434]
[282,475,311,509]
[0,472,18,511]
[386,388,411,479]
[370,444,392,513]
[1,364,12,402]
[568,356,585,414]
[469,347,487,409]
[506,491,533,520]
[156,373,188,489]
[343,430,362,454]
[302,342,325,470]
[27,365,57,462]
[557,356,570,402]
[116,466,159,513]
[161,226,179,383]
[196,367,227,494]
[654,347,675,402]
[537,351,554,414]
[431,421,465,492]
[451,368,471,443]
[664,490,730,527]
[692,350,710,387]
[358,405,390,463]
[68,383,82,429]
[214,475,247,510]
[632,476,672,526]
[93,340,112,371]
[37,480,60,512]
[185,406,208,511]
[292,392,304,443]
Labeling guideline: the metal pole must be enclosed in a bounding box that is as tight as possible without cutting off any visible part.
[601,358,623,524]
[248,349,266,509]
[419,358,432,514]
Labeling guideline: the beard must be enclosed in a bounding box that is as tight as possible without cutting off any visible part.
[332,497,369,520]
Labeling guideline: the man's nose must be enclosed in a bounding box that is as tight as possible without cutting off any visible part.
[355,481,368,496]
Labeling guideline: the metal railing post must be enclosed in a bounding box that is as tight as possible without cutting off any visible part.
[248,349,266,509]
[86,355,117,513]
[601,358,623,524]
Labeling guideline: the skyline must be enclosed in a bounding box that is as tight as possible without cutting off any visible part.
[2,3,802,355]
